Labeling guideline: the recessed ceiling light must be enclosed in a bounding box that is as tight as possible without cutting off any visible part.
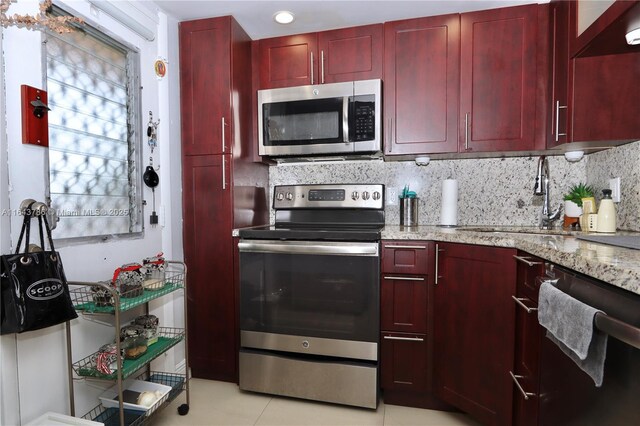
[626,28,640,45]
[274,11,295,25]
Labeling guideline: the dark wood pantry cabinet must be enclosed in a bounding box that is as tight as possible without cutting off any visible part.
[180,16,269,382]
[257,24,382,89]
[434,243,517,426]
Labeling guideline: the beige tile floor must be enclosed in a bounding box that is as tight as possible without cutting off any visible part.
[150,379,481,426]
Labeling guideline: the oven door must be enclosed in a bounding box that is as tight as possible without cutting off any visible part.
[239,240,379,358]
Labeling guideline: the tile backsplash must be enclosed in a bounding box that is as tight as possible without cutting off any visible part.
[269,142,639,230]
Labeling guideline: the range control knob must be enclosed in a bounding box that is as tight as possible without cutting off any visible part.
[286,192,294,201]
[362,191,370,200]
[351,191,359,201]
[276,192,284,201]
[372,191,381,201]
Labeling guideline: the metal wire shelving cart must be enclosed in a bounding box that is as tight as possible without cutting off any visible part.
[65,261,189,426]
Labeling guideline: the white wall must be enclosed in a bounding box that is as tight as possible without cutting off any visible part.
[0,1,183,423]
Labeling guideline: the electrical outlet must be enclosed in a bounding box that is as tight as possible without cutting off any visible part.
[609,177,621,202]
[387,187,399,205]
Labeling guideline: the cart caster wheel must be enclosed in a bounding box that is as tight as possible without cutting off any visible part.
[178,404,189,415]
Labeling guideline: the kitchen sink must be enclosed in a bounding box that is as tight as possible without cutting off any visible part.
[459,227,578,236]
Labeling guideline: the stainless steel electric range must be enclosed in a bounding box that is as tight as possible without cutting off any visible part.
[237,184,384,409]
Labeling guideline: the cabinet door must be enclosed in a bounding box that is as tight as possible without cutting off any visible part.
[182,154,236,381]
[381,276,428,334]
[258,33,318,88]
[384,15,460,155]
[381,332,428,392]
[180,18,231,156]
[435,243,517,426]
[548,0,571,148]
[460,5,540,152]
[571,52,640,142]
[317,24,383,84]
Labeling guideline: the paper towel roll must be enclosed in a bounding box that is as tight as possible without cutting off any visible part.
[440,179,458,226]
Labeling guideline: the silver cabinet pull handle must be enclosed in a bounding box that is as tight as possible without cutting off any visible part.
[555,100,568,141]
[464,113,470,150]
[221,116,226,153]
[310,51,314,85]
[512,296,538,314]
[510,371,536,400]
[385,245,426,250]
[513,255,543,267]
[383,276,425,281]
[435,243,443,285]
[221,155,226,190]
[321,50,325,84]
[383,336,424,342]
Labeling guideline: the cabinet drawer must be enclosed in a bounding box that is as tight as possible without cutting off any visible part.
[381,275,428,333]
[382,241,430,274]
[381,332,428,393]
[514,251,545,301]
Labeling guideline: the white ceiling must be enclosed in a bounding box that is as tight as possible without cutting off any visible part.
[151,0,543,40]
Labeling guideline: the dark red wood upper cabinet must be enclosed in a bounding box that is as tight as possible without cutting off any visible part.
[549,1,640,147]
[548,0,571,148]
[258,33,318,89]
[258,24,382,89]
[460,4,543,153]
[317,24,383,84]
[435,243,517,426]
[570,0,640,58]
[384,15,460,155]
[180,17,232,156]
[570,52,640,142]
[182,154,236,382]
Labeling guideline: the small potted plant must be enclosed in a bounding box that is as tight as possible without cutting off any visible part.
[563,183,595,217]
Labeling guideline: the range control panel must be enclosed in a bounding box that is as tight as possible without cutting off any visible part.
[273,184,384,210]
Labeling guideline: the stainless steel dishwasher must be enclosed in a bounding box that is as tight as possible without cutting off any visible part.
[538,264,640,425]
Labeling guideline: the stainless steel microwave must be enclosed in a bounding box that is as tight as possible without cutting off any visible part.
[257,79,381,157]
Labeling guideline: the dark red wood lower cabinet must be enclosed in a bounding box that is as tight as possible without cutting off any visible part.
[434,243,517,426]
[381,333,428,393]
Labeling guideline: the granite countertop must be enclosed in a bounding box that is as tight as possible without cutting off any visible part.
[382,226,640,296]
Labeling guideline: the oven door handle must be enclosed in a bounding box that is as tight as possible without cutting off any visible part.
[238,240,379,256]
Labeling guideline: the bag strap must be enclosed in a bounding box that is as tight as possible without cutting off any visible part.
[42,214,56,252]
[14,202,35,254]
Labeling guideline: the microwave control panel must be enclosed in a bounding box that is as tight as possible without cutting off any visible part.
[350,95,375,141]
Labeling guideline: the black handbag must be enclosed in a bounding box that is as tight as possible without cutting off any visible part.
[1,203,78,334]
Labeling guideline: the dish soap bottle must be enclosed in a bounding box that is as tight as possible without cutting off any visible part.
[596,189,616,233]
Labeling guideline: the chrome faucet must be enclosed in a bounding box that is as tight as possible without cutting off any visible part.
[534,156,562,229]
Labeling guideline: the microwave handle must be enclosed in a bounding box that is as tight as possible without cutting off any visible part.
[343,97,350,144]
[321,50,325,84]
[310,51,314,85]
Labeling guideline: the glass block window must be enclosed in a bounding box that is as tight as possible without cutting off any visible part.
[45,20,142,240]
